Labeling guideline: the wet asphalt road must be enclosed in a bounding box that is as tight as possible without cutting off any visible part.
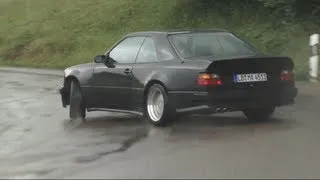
[0,70,320,178]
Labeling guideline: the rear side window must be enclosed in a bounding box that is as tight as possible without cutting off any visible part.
[192,34,222,56]
[136,37,158,63]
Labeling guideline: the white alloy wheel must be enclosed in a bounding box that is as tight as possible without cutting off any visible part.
[147,87,165,122]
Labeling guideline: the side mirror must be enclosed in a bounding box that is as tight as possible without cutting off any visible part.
[94,54,115,68]
[94,55,107,63]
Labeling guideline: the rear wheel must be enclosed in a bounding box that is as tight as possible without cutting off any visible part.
[243,107,275,122]
[69,80,86,122]
[145,84,174,127]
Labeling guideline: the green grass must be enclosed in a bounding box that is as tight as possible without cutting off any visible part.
[0,0,317,79]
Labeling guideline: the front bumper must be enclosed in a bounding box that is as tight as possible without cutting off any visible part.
[170,86,298,114]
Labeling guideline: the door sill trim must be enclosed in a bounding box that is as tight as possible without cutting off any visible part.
[87,108,144,116]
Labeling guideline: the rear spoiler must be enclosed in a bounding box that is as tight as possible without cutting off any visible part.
[206,56,294,74]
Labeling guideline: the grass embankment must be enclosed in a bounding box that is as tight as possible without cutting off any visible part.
[0,0,317,79]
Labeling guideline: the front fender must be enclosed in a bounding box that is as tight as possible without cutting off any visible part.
[63,63,95,86]
[65,68,80,78]
[61,63,94,107]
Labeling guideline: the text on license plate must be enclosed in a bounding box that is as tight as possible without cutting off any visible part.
[234,73,268,83]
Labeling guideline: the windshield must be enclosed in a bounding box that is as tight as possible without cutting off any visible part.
[168,32,259,58]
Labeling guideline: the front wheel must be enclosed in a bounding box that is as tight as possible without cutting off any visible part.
[145,84,174,127]
[243,107,275,122]
[69,81,86,122]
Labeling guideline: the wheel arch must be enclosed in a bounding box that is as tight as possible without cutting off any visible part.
[143,80,168,104]
[64,75,80,89]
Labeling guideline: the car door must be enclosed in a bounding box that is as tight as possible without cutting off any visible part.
[131,37,159,110]
[89,36,146,109]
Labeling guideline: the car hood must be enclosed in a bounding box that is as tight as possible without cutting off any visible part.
[66,63,93,70]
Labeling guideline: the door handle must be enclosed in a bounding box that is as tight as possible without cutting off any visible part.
[124,69,132,74]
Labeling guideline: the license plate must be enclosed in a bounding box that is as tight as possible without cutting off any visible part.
[234,73,268,83]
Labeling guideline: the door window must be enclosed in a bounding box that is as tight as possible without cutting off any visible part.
[109,37,145,64]
[136,37,158,63]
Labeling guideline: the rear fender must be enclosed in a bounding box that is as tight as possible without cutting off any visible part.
[143,69,202,110]
[145,73,170,88]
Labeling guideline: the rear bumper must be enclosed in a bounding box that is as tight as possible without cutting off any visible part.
[169,86,298,114]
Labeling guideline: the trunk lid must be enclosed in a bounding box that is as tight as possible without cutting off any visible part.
[191,55,294,88]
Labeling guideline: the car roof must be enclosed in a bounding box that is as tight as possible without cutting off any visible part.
[125,29,229,37]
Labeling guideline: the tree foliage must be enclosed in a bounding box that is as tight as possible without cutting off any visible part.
[193,0,320,22]
[258,0,320,17]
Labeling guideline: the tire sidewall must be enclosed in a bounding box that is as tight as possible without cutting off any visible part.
[69,81,86,119]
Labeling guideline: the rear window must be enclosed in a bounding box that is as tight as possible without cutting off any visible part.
[168,32,259,58]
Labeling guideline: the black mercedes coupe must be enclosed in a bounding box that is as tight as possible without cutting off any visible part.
[59,29,298,127]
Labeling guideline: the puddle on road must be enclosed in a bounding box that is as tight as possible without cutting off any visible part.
[167,113,298,142]
[40,113,52,118]
[0,110,299,178]
[59,114,150,164]
[2,168,55,179]
[59,112,298,165]
[5,81,24,87]
[39,87,59,94]
[74,129,148,163]
[62,111,299,155]
[0,124,13,135]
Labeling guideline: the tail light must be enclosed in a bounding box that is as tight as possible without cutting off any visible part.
[280,70,294,81]
[197,73,222,86]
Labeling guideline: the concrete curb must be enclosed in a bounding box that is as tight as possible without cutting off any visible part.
[0,67,64,77]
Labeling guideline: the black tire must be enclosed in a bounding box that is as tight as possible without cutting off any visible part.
[145,84,175,127]
[69,80,86,121]
[243,107,275,122]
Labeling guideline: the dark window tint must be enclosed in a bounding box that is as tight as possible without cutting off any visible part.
[136,37,158,63]
[109,37,145,63]
[169,32,258,58]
